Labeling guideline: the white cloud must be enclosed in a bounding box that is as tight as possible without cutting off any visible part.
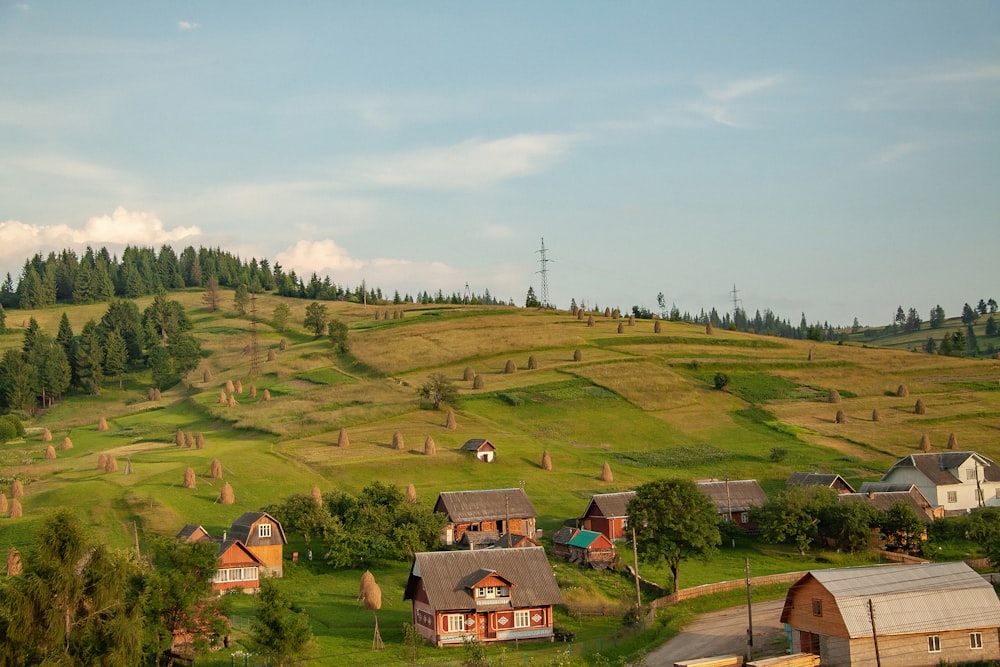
[15,3,29,10]
[355,133,578,190]
[916,63,1000,83]
[482,223,515,240]
[706,75,785,102]
[178,21,201,31]
[0,209,201,269]
[867,142,919,167]
[275,239,365,275]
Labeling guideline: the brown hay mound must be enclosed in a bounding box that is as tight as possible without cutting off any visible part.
[896,384,909,397]
[249,385,257,398]
[209,459,223,479]
[175,429,185,446]
[947,432,958,450]
[219,482,235,505]
[424,436,436,456]
[655,320,662,334]
[600,461,614,482]
[808,348,814,362]
[576,309,583,320]
[915,399,926,415]
[203,368,213,383]
[60,437,73,450]
[218,390,227,404]
[392,431,405,451]
[405,483,417,504]
[267,348,276,362]
[11,479,23,499]
[628,314,635,326]
[44,445,56,460]
[195,432,205,449]
[573,349,582,362]
[473,375,485,389]
[41,428,52,442]
[919,434,931,452]
[828,390,841,404]
[359,570,376,601]
[835,410,846,424]
[225,379,235,393]
[541,450,552,471]
[235,379,243,395]
[445,409,457,430]
[8,500,22,519]
[6,547,21,576]
[263,389,271,401]
[97,417,108,432]
[872,409,881,422]
[705,321,713,335]
[0,493,7,515]
[183,467,196,489]
[104,456,118,473]
[364,581,383,611]
[374,310,380,321]
[463,367,475,381]
[97,453,108,470]
[527,355,538,370]
[153,388,162,401]
[279,339,287,351]
[184,432,194,448]
[617,322,624,334]
[604,307,611,318]
[228,395,237,408]
[312,486,323,507]
[587,315,595,327]
[147,387,156,401]
[504,359,517,374]
[337,428,349,448]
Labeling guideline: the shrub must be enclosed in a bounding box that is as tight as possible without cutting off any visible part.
[0,415,25,439]
[0,420,15,444]
[498,393,523,406]
[713,372,730,390]
[769,448,788,462]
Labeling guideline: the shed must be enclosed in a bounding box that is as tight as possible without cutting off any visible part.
[461,438,496,463]
[786,472,855,494]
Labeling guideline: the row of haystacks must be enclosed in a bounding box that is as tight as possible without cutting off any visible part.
[180,459,234,504]
[372,309,406,321]
[1,479,24,519]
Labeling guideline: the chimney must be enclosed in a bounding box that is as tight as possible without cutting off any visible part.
[868,491,875,500]
[222,530,227,542]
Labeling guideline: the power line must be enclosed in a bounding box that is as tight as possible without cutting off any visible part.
[536,238,552,308]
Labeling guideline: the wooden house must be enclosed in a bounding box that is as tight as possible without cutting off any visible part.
[695,479,767,531]
[840,485,939,521]
[786,472,855,494]
[551,527,616,569]
[780,561,1000,666]
[579,491,636,541]
[461,438,496,463]
[434,488,537,546]
[176,524,263,593]
[227,512,287,577]
[403,547,563,646]
[879,451,1000,515]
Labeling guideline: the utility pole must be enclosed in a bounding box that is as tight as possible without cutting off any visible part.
[536,238,552,309]
[869,598,882,667]
[632,526,642,620]
[248,292,260,377]
[745,557,753,663]
[731,284,743,324]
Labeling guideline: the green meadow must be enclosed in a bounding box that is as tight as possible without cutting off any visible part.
[3,292,1000,664]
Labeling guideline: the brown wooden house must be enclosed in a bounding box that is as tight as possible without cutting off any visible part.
[786,472,856,494]
[780,562,1000,666]
[695,479,767,531]
[461,438,496,463]
[434,488,537,546]
[403,547,562,646]
[579,491,635,541]
[551,527,616,569]
[176,524,264,593]
[228,512,287,577]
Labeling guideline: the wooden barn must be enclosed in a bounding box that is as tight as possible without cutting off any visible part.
[403,547,562,646]
[695,479,767,531]
[434,488,537,546]
[227,512,287,577]
[780,561,1000,666]
[461,438,496,463]
[579,491,636,541]
[786,472,855,494]
[551,527,616,569]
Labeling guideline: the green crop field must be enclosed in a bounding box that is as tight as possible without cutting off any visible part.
[3,294,1000,664]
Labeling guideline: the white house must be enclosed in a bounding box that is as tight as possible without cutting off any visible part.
[879,451,1000,515]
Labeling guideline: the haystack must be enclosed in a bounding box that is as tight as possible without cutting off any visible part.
[392,431,405,451]
[279,339,287,351]
[616,322,624,334]
[445,409,457,430]
[44,445,56,460]
[705,321,713,335]
[0,493,7,514]
[218,390,227,404]
[919,434,931,452]
[587,315,595,327]
[219,482,235,505]
[835,410,846,424]
[152,388,162,401]
[104,456,118,473]
[527,355,538,370]
[828,389,841,404]
[249,385,257,398]
[374,310,380,321]
[6,547,21,576]
[122,459,133,475]
[915,399,926,415]
[185,432,194,448]
[209,459,223,479]
[504,359,517,374]
[896,384,909,397]
[600,461,614,482]
[808,348,814,362]
[628,314,635,326]
[263,389,271,401]
[175,429,185,446]
[41,428,52,442]
[147,387,156,401]
[8,499,22,518]
[473,375,485,389]
[576,309,583,320]
[463,367,476,381]
[405,483,417,504]
[359,570,376,601]
[235,379,243,395]
[267,349,276,362]
[947,432,958,450]
[203,368,213,383]
[604,307,611,318]
[97,417,108,432]
[541,450,552,471]
[312,486,323,507]
[338,428,349,448]
[60,437,73,450]
[424,436,436,456]
[11,479,23,499]
[225,379,235,394]
[195,432,205,449]
[97,453,108,470]
[228,395,237,408]
[183,467,196,489]
[655,320,662,334]
[573,349,583,362]
[872,409,881,422]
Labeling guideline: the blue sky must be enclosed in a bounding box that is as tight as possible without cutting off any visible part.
[2,2,998,326]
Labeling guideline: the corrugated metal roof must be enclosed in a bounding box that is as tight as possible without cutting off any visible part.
[435,488,537,522]
[857,482,915,493]
[806,562,1000,637]
[461,438,494,451]
[696,480,768,512]
[567,529,604,549]
[229,511,288,545]
[838,487,935,521]
[583,491,636,519]
[404,547,563,611]
[786,472,855,492]
[884,451,997,486]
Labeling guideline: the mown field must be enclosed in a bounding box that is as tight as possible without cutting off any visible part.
[2,291,1000,664]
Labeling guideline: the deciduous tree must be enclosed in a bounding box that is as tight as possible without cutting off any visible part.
[418,373,458,410]
[303,302,328,337]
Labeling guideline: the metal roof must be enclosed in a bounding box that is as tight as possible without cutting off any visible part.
[567,529,609,549]
[404,547,563,611]
[838,487,936,521]
[434,488,537,523]
[461,438,495,451]
[229,511,288,545]
[696,479,768,512]
[786,472,855,492]
[884,451,998,486]
[581,491,636,520]
[784,562,1000,638]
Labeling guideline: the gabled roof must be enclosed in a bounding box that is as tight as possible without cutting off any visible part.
[786,472,855,493]
[229,511,288,545]
[552,526,577,546]
[884,451,997,486]
[567,529,613,550]
[857,482,916,494]
[461,438,495,452]
[696,479,767,512]
[216,539,264,564]
[581,491,636,520]
[838,487,936,521]
[434,488,537,523]
[781,562,1000,637]
[404,547,562,611]
[176,524,211,543]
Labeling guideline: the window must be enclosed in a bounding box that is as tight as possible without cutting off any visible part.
[811,599,822,617]
[947,491,958,503]
[514,610,531,628]
[213,567,258,584]
[446,614,466,633]
[971,632,983,649]
[740,512,749,524]
[258,523,272,539]
[928,635,941,652]
[476,585,509,599]
[967,468,978,480]
[995,488,1000,499]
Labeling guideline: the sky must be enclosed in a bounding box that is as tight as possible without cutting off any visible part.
[1,2,998,326]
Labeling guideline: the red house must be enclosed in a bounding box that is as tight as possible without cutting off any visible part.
[403,547,563,647]
[434,488,537,546]
[579,491,635,541]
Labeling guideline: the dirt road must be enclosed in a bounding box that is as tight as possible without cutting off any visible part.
[645,599,787,666]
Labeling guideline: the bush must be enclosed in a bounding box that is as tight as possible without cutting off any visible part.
[713,372,730,390]
[498,393,523,407]
[769,447,788,462]
[0,415,24,439]
[0,420,16,444]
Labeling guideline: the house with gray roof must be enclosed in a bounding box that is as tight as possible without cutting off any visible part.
[787,472,855,494]
[780,561,1000,666]
[695,479,768,531]
[879,451,1000,515]
[403,547,563,646]
[579,491,636,541]
[434,488,537,546]
[461,438,496,462]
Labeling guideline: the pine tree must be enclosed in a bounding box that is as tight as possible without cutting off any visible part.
[103,329,128,389]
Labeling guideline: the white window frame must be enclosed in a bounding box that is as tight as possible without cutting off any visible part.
[213,566,259,584]
[740,512,749,524]
[971,632,983,649]
[967,468,978,480]
[928,635,941,652]
[514,610,531,628]
[476,585,509,599]
[258,523,272,539]
[947,491,958,504]
[446,614,465,633]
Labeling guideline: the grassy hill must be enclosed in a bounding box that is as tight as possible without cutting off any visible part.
[3,291,999,664]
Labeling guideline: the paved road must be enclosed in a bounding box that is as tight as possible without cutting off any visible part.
[645,599,787,666]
